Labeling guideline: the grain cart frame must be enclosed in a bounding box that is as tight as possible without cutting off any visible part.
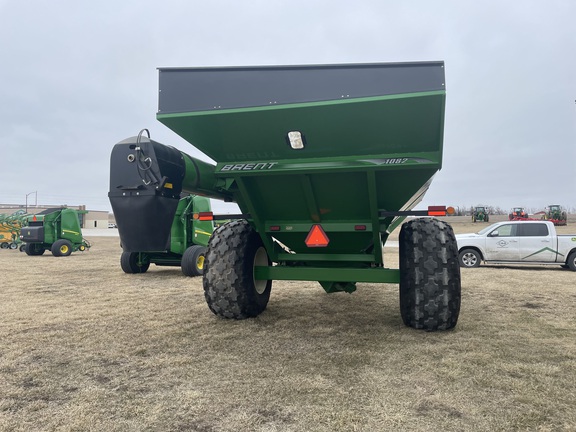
[109,62,461,331]
[20,208,91,256]
[119,191,214,276]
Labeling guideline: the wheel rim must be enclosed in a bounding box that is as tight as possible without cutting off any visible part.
[79,245,85,251]
[60,245,69,254]
[253,247,268,294]
[462,252,477,267]
[196,255,205,270]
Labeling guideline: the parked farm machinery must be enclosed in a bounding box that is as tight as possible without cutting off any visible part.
[0,210,27,250]
[542,204,567,226]
[509,207,529,220]
[472,206,489,222]
[109,61,461,331]
[20,207,91,256]
[119,193,214,275]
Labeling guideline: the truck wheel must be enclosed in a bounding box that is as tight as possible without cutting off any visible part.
[19,244,26,252]
[203,220,272,319]
[399,218,461,331]
[567,252,576,272]
[25,243,45,256]
[458,248,481,268]
[52,239,73,257]
[0,242,8,249]
[181,245,206,277]
[120,252,150,273]
[9,242,18,250]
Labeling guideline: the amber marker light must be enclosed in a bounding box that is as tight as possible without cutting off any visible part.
[198,212,214,221]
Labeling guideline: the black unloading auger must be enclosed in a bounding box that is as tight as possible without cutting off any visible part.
[109,62,461,331]
[109,129,230,252]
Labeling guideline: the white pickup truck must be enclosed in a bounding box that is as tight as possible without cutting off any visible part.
[456,220,576,270]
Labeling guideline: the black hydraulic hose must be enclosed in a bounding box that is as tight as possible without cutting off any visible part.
[134,129,159,185]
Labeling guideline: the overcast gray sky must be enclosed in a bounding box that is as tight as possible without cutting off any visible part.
[1,0,574,214]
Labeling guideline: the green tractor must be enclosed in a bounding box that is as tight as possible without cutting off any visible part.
[472,206,489,223]
[544,204,567,226]
[20,208,91,256]
[119,194,214,276]
[109,62,461,331]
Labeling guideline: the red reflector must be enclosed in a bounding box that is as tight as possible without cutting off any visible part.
[269,226,281,231]
[354,225,366,231]
[33,215,37,221]
[305,224,329,247]
[198,212,213,221]
[427,206,446,216]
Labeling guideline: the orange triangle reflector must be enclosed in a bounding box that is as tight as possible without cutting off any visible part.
[305,224,329,248]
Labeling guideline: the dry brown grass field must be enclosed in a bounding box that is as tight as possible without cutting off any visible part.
[1,216,576,431]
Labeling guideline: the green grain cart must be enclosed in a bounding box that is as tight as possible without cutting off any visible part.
[20,208,91,256]
[109,62,461,331]
[119,193,214,276]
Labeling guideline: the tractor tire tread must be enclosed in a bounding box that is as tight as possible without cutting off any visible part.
[399,218,461,331]
[203,220,271,319]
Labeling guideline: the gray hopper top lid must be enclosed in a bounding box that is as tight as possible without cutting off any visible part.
[157,61,445,114]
